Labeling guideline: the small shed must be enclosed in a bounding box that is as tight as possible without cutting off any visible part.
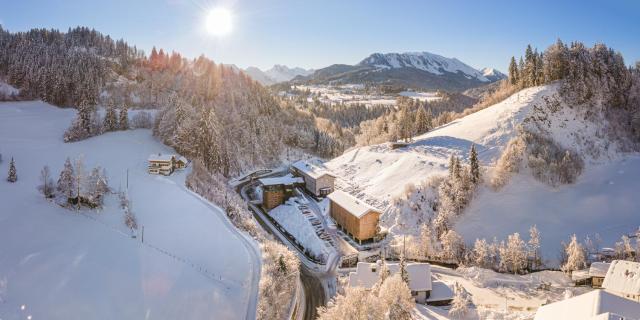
[590,262,611,288]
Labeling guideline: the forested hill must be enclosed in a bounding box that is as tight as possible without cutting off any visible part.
[0,26,343,177]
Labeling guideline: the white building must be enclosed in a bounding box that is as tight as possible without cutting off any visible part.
[348,261,432,303]
[534,289,640,320]
[148,154,188,175]
[290,160,336,197]
[603,260,640,302]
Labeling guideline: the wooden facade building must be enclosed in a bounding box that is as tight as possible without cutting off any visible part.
[259,174,304,211]
[327,190,381,243]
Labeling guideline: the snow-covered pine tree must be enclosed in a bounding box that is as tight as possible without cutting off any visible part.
[414,107,432,135]
[119,105,129,130]
[562,234,586,273]
[528,225,541,270]
[473,238,489,268]
[508,56,519,85]
[506,232,527,274]
[38,165,55,198]
[399,247,410,285]
[449,283,472,318]
[6,157,17,182]
[378,274,414,320]
[469,144,480,184]
[448,154,456,178]
[57,157,76,201]
[103,102,118,131]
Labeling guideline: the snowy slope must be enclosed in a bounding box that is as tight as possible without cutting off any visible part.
[326,84,556,205]
[244,65,313,85]
[326,82,640,263]
[0,101,259,319]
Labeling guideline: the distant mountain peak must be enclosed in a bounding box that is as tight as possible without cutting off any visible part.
[244,65,313,85]
[358,51,489,82]
[480,67,507,81]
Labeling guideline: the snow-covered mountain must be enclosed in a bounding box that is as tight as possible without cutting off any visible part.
[244,65,313,85]
[359,52,489,82]
[480,67,507,82]
[292,51,502,91]
[325,83,640,263]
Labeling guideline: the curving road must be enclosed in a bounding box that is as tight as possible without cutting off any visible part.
[236,171,331,320]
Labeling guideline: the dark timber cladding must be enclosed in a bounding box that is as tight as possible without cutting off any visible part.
[328,190,381,243]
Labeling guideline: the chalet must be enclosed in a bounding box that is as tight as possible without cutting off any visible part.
[148,154,175,175]
[147,154,188,175]
[175,156,189,169]
[327,190,381,244]
[290,160,336,197]
[534,289,640,320]
[258,174,304,210]
[602,260,640,302]
[348,261,432,303]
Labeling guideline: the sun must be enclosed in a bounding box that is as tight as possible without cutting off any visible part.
[206,8,233,37]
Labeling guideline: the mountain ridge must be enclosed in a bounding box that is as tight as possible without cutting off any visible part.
[290,51,503,91]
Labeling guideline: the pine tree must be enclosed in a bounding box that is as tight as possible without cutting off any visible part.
[453,156,462,181]
[7,157,17,182]
[469,144,480,184]
[103,103,118,131]
[528,225,541,270]
[119,105,129,130]
[414,107,432,135]
[562,234,586,273]
[448,154,456,178]
[399,238,410,285]
[508,56,519,85]
[57,157,76,200]
[449,283,471,318]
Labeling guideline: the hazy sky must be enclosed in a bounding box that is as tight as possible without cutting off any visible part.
[2,0,639,72]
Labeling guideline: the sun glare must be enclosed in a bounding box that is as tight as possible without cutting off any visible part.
[206,8,233,37]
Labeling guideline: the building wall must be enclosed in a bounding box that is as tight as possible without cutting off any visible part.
[315,175,335,196]
[592,277,604,288]
[263,186,285,210]
[330,201,380,241]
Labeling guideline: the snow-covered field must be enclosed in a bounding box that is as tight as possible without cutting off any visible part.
[456,156,640,264]
[0,101,259,319]
[399,91,442,102]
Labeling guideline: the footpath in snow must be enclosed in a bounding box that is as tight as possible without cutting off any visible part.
[0,101,259,320]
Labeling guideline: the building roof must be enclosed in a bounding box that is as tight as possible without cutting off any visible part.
[602,260,640,296]
[327,190,379,218]
[590,262,611,278]
[176,156,188,163]
[258,174,304,187]
[148,154,175,162]
[534,290,640,320]
[291,160,336,179]
[348,261,432,292]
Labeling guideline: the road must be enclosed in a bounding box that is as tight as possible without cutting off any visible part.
[235,171,331,320]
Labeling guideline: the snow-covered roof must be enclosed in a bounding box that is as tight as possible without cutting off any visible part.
[602,260,640,296]
[176,156,188,163]
[291,160,336,179]
[572,269,591,281]
[148,154,175,162]
[259,174,304,186]
[327,190,380,218]
[590,262,611,278]
[534,289,640,320]
[348,261,432,292]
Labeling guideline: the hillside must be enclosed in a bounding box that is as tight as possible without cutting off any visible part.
[0,101,260,319]
[244,65,313,85]
[291,51,501,92]
[325,82,640,262]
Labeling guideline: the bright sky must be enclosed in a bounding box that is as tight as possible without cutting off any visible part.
[2,0,639,72]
